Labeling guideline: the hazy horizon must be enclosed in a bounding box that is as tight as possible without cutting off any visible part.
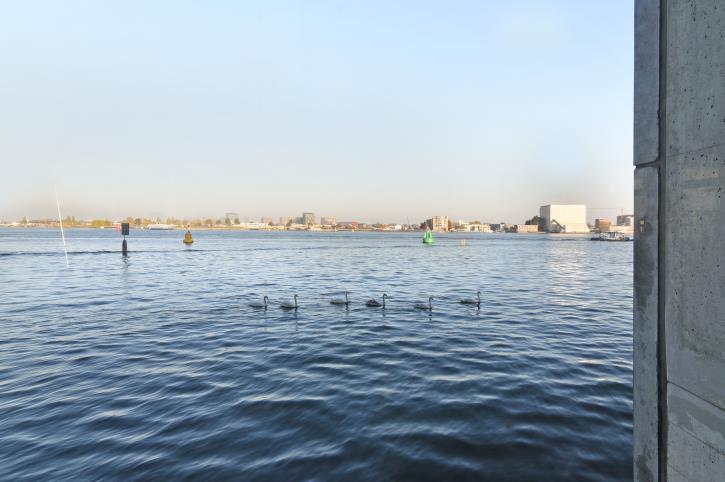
[1,1,634,224]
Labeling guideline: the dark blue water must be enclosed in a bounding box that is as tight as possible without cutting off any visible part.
[0,228,632,481]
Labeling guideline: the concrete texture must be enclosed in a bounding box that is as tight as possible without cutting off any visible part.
[634,0,660,165]
[665,146,725,410]
[634,166,659,482]
[634,0,725,480]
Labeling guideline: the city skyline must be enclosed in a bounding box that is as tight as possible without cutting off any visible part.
[4,205,631,227]
[1,1,633,221]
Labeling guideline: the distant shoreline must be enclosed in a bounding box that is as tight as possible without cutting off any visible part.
[0,225,569,234]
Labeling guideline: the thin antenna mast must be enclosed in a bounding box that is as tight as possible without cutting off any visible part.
[55,189,69,266]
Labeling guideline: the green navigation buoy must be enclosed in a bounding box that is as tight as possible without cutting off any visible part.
[423,230,434,245]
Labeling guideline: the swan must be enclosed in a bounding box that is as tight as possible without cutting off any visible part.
[280,294,298,310]
[414,296,433,311]
[249,296,269,309]
[366,293,387,308]
[460,291,481,306]
[330,291,350,306]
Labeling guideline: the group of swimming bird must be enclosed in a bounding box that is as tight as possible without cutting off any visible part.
[248,291,481,312]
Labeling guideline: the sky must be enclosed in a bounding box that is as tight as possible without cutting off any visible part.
[0,0,634,224]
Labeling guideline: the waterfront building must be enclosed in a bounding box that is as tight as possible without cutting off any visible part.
[320,216,336,226]
[470,223,492,232]
[427,215,448,232]
[337,221,358,230]
[302,212,315,225]
[616,214,634,227]
[595,218,612,233]
[260,217,272,225]
[513,224,538,233]
[279,217,291,226]
[490,223,508,232]
[608,224,634,235]
[539,204,589,233]
[237,222,271,230]
[457,222,491,232]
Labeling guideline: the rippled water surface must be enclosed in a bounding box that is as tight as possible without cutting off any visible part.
[1,228,632,480]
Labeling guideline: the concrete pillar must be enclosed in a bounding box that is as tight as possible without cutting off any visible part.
[634,1,725,480]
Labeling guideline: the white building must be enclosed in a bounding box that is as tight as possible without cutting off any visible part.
[608,224,634,234]
[457,222,491,232]
[320,216,337,226]
[539,205,589,233]
[429,215,449,232]
[514,224,538,233]
[238,222,272,230]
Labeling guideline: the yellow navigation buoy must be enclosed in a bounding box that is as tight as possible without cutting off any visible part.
[183,229,193,245]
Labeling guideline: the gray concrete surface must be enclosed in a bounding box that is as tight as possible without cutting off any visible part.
[634,0,725,480]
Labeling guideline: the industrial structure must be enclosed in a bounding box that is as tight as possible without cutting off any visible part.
[538,204,589,233]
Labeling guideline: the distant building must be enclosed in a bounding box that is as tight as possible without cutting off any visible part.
[595,218,612,233]
[608,224,634,234]
[426,215,449,232]
[320,216,337,226]
[225,212,240,224]
[513,224,539,233]
[338,221,358,229]
[279,217,291,226]
[617,214,634,227]
[490,223,508,232]
[457,222,491,232]
[260,217,273,225]
[237,222,270,230]
[539,205,589,233]
[302,212,315,225]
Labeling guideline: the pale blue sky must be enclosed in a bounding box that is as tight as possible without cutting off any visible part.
[1,1,633,223]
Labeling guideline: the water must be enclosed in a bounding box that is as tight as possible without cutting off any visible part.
[0,228,633,481]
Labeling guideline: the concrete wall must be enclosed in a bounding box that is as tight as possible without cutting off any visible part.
[634,1,725,480]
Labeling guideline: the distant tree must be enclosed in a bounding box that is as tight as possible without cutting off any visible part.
[224,217,232,226]
[90,219,111,228]
[419,221,427,230]
[525,215,543,231]
[447,220,454,231]
[134,218,142,227]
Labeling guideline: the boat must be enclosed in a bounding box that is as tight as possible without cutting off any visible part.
[183,229,194,245]
[147,223,174,230]
[591,232,633,242]
[423,230,434,245]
